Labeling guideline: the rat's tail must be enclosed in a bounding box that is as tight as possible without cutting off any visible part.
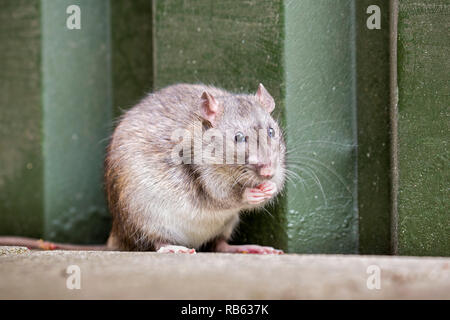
[0,236,110,251]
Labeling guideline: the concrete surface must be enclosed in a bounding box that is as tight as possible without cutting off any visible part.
[0,247,449,299]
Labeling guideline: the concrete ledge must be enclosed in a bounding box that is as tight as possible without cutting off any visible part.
[0,251,449,299]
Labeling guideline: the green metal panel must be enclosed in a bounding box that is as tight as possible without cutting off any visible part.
[154,0,288,250]
[0,0,44,238]
[356,0,392,254]
[0,0,154,244]
[396,0,449,256]
[41,0,112,243]
[284,0,358,253]
[111,0,153,117]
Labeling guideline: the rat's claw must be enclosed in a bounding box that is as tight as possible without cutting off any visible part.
[243,188,267,205]
[264,247,284,255]
[218,243,284,255]
[157,245,196,254]
[244,245,283,255]
[257,181,277,198]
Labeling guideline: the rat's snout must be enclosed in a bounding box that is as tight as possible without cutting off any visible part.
[254,163,274,179]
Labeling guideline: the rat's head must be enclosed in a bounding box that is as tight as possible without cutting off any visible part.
[199,84,286,190]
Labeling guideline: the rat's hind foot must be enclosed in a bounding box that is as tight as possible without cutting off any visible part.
[156,245,196,254]
[215,240,283,255]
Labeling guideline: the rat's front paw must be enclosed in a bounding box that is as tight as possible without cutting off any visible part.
[258,181,277,197]
[243,187,268,205]
[243,181,277,205]
[157,245,196,254]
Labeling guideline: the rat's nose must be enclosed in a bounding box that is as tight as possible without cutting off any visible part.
[256,164,274,179]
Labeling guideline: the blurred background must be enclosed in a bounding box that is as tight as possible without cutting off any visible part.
[0,0,448,256]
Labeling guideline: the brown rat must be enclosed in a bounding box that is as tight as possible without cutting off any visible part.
[0,83,286,254]
[105,83,286,254]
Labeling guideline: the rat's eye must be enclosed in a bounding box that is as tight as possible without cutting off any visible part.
[268,127,275,138]
[235,132,246,143]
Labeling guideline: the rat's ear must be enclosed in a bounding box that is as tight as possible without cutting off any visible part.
[200,91,222,126]
[256,83,275,113]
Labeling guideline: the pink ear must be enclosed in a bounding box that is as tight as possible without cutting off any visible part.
[201,91,221,126]
[256,83,275,113]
